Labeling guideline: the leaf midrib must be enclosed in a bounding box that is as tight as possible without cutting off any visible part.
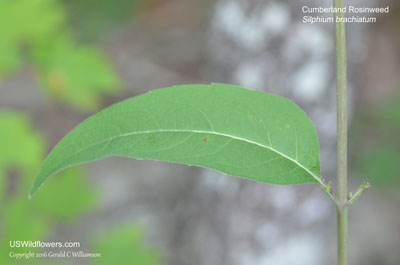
[59,129,321,184]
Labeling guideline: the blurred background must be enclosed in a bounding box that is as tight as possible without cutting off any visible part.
[0,0,399,264]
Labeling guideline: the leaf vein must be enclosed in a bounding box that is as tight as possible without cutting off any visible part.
[60,129,321,184]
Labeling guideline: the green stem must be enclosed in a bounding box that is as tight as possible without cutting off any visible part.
[333,0,348,265]
[337,207,348,265]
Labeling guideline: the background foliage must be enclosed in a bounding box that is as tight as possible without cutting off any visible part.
[0,0,120,111]
[0,0,161,264]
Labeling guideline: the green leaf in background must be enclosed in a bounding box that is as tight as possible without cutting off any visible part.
[0,198,49,265]
[0,112,44,171]
[353,90,400,188]
[63,0,151,41]
[0,111,98,265]
[34,39,121,111]
[0,0,121,111]
[0,197,49,265]
[1,197,72,265]
[0,112,44,199]
[2,199,48,244]
[0,0,63,42]
[32,167,98,220]
[30,83,321,196]
[0,0,63,78]
[0,40,22,79]
[92,224,162,265]
[357,147,400,187]
[377,90,400,132]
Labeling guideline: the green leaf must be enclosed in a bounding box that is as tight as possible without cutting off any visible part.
[0,0,64,78]
[30,83,321,196]
[0,112,44,200]
[32,167,98,220]
[0,0,120,110]
[63,0,151,41]
[92,224,162,265]
[357,147,400,187]
[0,0,63,43]
[0,112,44,172]
[2,199,48,243]
[34,38,121,111]
[0,40,22,79]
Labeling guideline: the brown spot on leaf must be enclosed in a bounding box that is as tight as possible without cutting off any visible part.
[286,124,290,129]
[259,119,263,123]
[203,137,209,143]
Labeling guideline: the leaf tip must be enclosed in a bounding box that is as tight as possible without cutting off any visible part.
[28,175,43,199]
[28,186,37,199]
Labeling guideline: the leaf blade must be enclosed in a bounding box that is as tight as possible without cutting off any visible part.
[30,83,321,196]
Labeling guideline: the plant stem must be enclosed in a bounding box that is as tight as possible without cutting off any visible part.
[333,0,348,265]
[337,207,348,265]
